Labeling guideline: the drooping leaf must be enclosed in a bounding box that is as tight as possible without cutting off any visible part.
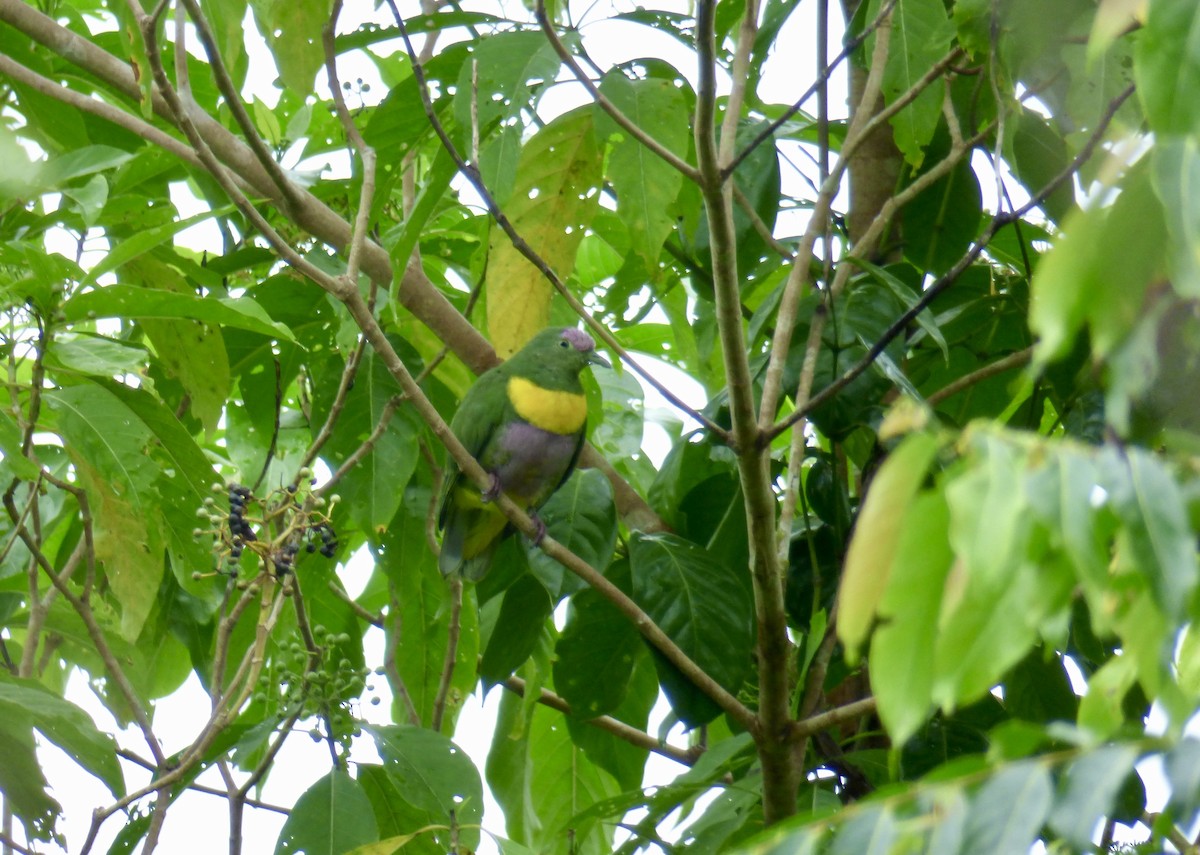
[485,107,603,357]
[274,769,379,855]
[44,383,166,639]
[364,724,483,851]
[881,0,955,165]
[838,431,941,656]
[526,469,617,599]
[1135,0,1200,136]
[61,286,296,342]
[479,572,553,684]
[629,531,753,727]
[553,559,641,719]
[1048,744,1139,849]
[961,761,1054,854]
[377,489,479,730]
[0,673,124,800]
[594,73,689,273]
[870,490,953,744]
[249,0,334,93]
[486,691,620,854]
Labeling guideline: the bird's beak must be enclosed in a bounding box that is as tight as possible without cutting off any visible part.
[587,350,611,369]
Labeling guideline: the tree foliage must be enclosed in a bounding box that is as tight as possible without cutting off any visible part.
[1,0,1200,852]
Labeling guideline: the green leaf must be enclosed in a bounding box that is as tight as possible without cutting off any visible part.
[356,763,444,854]
[526,469,617,599]
[962,761,1054,854]
[1077,654,1139,740]
[847,258,948,358]
[838,431,941,656]
[365,724,483,851]
[480,573,553,684]
[0,721,58,843]
[486,107,603,357]
[1006,107,1075,224]
[45,383,165,639]
[553,562,641,719]
[629,532,753,727]
[881,0,954,165]
[870,490,953,744]
[0,673,124,800]
[1103,448,1198,620]
[0,410,41,480]
[77,204,238,286]
[377,490,479,730]
[274,769,379,855]
[1048,744,1139,849]
[486,692,620,854]
[121,256,231,437]
[90,379,218,599]
[62,286,296,342]
[1152,137,1200,297]
[34,144,133,189]
[829,806,896,855]
[902,157,983,276]
[1165,738,1200,817]
[453,30,561,145]
[564,650,656,791]
[1030,159,1167,363]
[315,348,420,534]
[249,0,333,93]
[595,73,689,272]
[45,334,147,379]
[1135,0,1200,136]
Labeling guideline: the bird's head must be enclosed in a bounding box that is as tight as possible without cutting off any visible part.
[511,327,611,375]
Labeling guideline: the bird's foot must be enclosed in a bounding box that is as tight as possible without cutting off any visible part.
[480,473,502,503]
[529,514,547,547]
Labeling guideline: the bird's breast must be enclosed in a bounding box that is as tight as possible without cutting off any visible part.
[506,376,587,436]
[489,421,578,504]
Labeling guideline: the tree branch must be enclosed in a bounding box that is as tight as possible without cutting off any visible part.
[695,0,800,824]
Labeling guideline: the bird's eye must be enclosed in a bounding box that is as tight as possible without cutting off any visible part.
[559,340,569,348]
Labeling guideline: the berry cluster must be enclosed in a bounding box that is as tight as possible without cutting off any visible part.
[309,522,339,558]
[194,478,340,580]
[256,625,380,754]
[227,483,256,561]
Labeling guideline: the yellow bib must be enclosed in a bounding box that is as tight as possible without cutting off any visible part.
[507,376,588,436]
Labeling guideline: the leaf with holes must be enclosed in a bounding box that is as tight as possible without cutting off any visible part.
[486,107,603,357]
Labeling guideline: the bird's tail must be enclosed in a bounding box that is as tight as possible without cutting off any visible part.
[438,503,507,581]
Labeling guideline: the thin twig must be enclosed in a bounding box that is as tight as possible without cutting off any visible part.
[723,0,900,178]
[534,0,699,182]
[327,578,384,627]
[501,673,700,766]
[322,0,378,287]
[116,748,291,814]
[790,696,877,740]
[319,395,403,493]
[926,347,1033,406]
[299,336,368,473]
[178,0,301,209]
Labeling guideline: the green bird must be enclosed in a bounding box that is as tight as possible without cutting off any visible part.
[438,326,610,580]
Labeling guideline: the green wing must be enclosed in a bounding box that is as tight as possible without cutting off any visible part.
[437,366,508,527]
